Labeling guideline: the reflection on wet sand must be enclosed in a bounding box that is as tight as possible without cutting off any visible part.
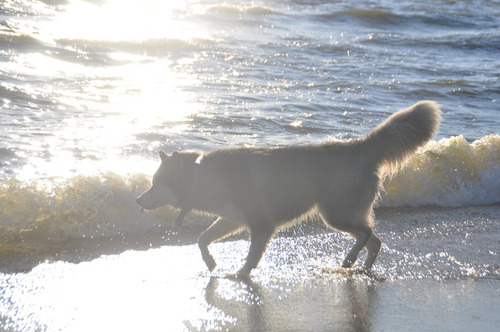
[195,275,378,331]
[199,277,265,331]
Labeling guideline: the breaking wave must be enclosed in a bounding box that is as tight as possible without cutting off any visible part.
[0,173,178,242]
[0,135,498,242]
[381,134,500,207]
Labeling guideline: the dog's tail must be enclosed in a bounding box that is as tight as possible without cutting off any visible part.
[363,100,441,170]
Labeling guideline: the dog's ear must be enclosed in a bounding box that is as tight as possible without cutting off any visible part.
[171,151,181,162]
[159,150,169,163]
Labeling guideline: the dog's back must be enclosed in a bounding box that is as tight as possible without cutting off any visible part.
[198,142,367,224]
[197,100,441,227]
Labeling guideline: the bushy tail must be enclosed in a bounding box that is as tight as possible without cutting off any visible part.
[363,100,441,169]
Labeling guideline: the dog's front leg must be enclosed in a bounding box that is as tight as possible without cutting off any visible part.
[236,225,275,278]
[174,207,191,227]
[198,218,243,272]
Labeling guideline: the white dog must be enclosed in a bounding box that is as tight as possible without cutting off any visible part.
[137,101,441,277]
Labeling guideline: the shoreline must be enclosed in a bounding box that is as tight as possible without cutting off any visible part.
[1,204,499,331]
[1,204,499,274]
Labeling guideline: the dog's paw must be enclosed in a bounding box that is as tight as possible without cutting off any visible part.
[201,253,217,272]
[341,259,354,269]
[207,260,216,272]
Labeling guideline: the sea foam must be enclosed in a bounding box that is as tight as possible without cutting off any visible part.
[381,134,500,207]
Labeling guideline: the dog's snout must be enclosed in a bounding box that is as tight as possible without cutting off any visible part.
[135,184,174,212]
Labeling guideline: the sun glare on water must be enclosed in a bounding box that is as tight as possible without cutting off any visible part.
[9,0,204,179]
[43,0,192,42]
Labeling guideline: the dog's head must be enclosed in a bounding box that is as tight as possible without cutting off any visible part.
[136,150,199,212]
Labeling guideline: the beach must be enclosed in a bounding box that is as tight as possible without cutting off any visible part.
[1,205,499,331]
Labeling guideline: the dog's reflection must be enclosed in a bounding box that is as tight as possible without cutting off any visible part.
[189,273,377,331]
[197,277,265,331]
[344,277,377,331]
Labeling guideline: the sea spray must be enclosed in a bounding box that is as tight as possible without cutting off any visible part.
[0,172,178,242]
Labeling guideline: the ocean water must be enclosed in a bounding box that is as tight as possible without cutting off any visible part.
[0,1,499,254]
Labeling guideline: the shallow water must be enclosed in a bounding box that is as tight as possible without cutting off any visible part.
[2,269,498,332]
[0,206,499,331]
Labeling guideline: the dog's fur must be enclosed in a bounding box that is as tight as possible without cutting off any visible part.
[137,101,441,277]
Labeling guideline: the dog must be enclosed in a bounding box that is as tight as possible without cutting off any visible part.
[137,101,441,277]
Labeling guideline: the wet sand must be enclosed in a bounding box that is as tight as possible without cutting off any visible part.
[1,206,499,331]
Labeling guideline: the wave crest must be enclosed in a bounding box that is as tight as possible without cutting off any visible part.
[382,134,500,207]
[0,173,178,242]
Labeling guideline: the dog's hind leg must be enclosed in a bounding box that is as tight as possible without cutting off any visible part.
[198,218,243,272]
[319,206,376,269]
[340,225,373,268]
[364,233,382,269]
[236,224,275,278]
